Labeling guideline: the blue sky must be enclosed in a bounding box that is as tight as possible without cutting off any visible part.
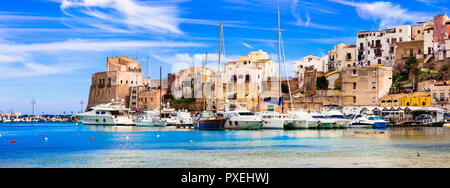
[0,0,448,114]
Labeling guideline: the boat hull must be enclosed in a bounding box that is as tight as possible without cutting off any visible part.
[136,121,154,127]
[261,119,284,129]
[319,122,336,129]
[225,120,261,130]
[195,119,226,130]
[284,120,308,129]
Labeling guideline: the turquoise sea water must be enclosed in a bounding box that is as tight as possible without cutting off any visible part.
[0,122,449,168]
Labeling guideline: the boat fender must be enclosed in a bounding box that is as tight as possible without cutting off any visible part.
[11,140,15,144]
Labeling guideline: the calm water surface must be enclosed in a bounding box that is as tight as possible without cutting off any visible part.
[0,122,449,168]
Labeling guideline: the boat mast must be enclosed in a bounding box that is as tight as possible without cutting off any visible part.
[216,21,223,117]
[203,52,208,112]
[160,66,162,116]
[277,1,283,114]
[281,34,294,110]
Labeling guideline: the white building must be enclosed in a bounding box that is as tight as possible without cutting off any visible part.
[357,25,412,67]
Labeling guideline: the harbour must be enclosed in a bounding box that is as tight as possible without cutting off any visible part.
[0,122,448,168]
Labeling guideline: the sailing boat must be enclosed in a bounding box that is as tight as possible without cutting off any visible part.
[259,2,294,129]
[194,21,226,130]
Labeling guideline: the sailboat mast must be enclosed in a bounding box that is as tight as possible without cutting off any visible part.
[216,21,223,117]
[203,52,208,112]
[277,2,283,114]
[160,66,162,116]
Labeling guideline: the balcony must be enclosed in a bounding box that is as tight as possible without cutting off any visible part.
[436,98,449,104]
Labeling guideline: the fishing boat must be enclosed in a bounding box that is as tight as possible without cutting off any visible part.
[258,111,288,129]
[350,114,388,128]
[194,111,226,130]
[195,21,226,131]
[77,99,134,126]
[224,102,262,130]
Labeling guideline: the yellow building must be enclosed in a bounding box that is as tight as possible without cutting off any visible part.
[401,92,431,107]
[380,92,430,108]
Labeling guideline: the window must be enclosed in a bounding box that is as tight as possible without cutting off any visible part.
[372,82,376,89]
[433,93,437,99]
[353,96,356,103]
[353,83,357,89]
[373,97,376,103]
[353,70,357,75]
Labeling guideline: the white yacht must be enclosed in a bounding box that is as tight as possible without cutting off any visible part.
[175,110,194,126]
[136,110,158,127]
[77,99,134,126]
[257,111,289,129]
[224,102,262,130]
[321,109,351,128]
[286,110,320,129]
[310,112,337,129]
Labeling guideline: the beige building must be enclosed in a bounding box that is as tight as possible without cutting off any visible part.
[226,50,276,80]
[342,65,393,106]
[412,25,424,41]
[170,66,214,99]
[430,81,450,111]
[328,43,357,71]
[295,55,328,89]
[87,56,150,110]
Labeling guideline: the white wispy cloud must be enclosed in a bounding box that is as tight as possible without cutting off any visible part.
[58,0,183,34]
[290,0,344,30]
[329,0,433,29]
[240,41,253,49]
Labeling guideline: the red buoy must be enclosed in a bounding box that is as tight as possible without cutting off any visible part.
[89,138,93,141]
[101,133,104,135]
[11,140,15,144]
[40,134,43,137]
[77,133,80,136]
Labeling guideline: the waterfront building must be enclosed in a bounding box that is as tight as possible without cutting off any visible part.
[401,92,431,107]
[342,65,393,107]
[328,43,357,71]
[430,80,450,111]
[138,89,168,111]
[379,93,407,107]
[87,56,150,110]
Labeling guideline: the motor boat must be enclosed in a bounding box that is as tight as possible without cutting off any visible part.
[77,99,134,126]
[350,114,388,128]
[285,110,320,129]
[257,111,288,129]
[223,102,262,130]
